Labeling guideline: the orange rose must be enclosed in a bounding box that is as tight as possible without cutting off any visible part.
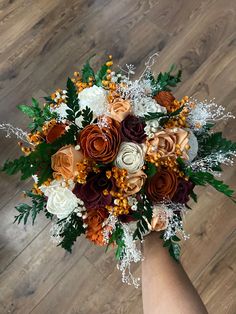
[154,91,175,112]
[46,123,67,144]
[79,116,121,163]
[85,208,108,246]
[108,98,131,122]
[124,170,147,196]
[146,128,189,160]
[51,145,84,180]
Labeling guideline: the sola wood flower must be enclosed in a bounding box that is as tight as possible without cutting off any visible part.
[73,172,114,209]
[108,98,131,122]
[115,142,146,173]
[85,208,109,246]
[145,168,178,202]
[154,91,176,112]
[124,170,147,196]
[51,145,84,180]
[79,117,121,163]
[121,114,146,144]
[45,123,67,143]
[146,128,189,160]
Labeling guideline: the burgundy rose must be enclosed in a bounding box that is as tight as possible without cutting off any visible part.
[172,178,195,204]
[121,115,146,143]
[73,172,115,209]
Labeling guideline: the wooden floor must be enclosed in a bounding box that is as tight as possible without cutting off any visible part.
[0,0,236,313]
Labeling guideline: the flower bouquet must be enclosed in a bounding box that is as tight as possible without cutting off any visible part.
[1,53,236,287]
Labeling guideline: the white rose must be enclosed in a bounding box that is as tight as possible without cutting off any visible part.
[46,186,78,219]
[78,85,108,117]
[115,142,146,173]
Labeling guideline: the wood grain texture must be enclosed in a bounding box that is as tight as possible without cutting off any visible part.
[0,0,236,313]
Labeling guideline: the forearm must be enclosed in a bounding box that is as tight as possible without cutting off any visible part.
[142,232,208,314]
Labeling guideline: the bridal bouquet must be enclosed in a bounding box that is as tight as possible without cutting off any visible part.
[1,54,235,287]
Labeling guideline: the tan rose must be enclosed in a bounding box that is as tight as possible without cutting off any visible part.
[124,170,147,196]
[108,98,131,122]
[148,209,168,232]
[51,145,84,180]
[146,128,189,160]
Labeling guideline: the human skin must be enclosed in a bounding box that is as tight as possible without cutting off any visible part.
[142,232,208,314]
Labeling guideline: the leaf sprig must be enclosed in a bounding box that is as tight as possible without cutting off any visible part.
[151,64,182,95]
[14,192,50,225]
[58,213,85,253]
[17,98,57,132]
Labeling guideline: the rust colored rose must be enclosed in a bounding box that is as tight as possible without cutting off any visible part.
[154,91,175,112]
[85,208,108,246]
[108,98,131,122]
[124,170,147,196]
[79,116,121,163]
[51,145,84,180]
[146,128,189,160]
[145,168,178,203]
[46,123,66,144]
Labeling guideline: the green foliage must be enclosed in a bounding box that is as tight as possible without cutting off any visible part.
[18,98,57,132]
[82,60,95,83]
[163,236,181,262]
[144,162,157,177]
[95,63,108,86]
[81,106,94,128]
[58,213,85,253]
[189,171,235,199]
[143,105,184,127]
[151,65,182,95]
[14,192,49,225]
[106,223,125,260]
[132,194,153,240]
[143,111,166,122]
[2,155,38,180]
[1,114,81,185]
[197,132,236,159]
[177,157,235,202]
[65,78,81,122]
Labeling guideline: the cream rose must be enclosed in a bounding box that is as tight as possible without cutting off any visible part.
[146,128,189,160]
[51,145,84,180]
[124,170,147,196]
[115,142,146,173]
[108,98,131,122]
[78,85,108,116]
[46,186,78,219]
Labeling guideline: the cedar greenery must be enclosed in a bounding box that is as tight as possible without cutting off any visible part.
[106,223,125,260]
[150,64,182,96]
[14,192,51,225]
[95,63,109,86]
[197,131,236,159]
[177,157,235,202]
[81,60,95,83]
[58,213,85,253]
[17,98,57,132]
